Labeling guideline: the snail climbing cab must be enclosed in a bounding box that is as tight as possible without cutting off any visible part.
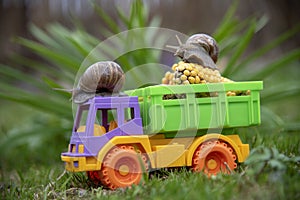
[61,33,263,190]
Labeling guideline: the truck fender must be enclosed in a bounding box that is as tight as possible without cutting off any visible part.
[186,134,247,166]
[95,135,155,170]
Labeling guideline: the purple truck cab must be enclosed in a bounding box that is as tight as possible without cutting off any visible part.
[61,96,144,158]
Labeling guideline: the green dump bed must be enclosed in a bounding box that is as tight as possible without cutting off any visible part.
[127,81,263,136]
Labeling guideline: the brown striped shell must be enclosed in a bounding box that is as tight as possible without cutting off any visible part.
[174,33,219,70]
[185,34,219,63]
[72,61,125,104]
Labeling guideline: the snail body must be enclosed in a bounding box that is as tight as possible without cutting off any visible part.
[174,33,219,70]
[72,61,125,104]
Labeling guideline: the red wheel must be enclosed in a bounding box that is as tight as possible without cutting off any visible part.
[192,140,237,176]
[87,170,102,186]
[97,145,148,190]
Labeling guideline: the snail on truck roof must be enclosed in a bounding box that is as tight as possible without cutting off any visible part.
[72,61,125,104]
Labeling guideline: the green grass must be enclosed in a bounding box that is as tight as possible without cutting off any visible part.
[1,130,299,200]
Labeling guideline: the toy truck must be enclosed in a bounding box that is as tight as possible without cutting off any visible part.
[61,81,263,189]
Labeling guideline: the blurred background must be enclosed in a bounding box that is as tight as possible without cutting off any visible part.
[1,0,299,63]
[0,0,299,172]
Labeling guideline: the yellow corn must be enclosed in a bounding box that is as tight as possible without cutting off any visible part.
[162,61,250,97]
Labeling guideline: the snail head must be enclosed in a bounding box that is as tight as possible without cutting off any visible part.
[166,33,219,64]
[186,34,219,63]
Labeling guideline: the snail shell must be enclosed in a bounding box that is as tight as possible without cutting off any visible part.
[185,34,219,63]
[174,33,219,70]
[72,61,125,104]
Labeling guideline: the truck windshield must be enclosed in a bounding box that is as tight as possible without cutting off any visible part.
[73,103,136,134]
[74,104,90,132]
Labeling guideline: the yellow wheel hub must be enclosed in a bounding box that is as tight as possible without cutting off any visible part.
[119,165,130,176]
[207,159,217,170]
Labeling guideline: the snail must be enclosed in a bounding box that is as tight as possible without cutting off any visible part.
[71,61,125,104]
[168,33,219,70]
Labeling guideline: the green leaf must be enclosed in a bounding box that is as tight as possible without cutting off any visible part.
[222,19,256,76]
[91,1,120,34]
[116,5,131,27]
[0,85,71,119]
[0,64,48,91]
[133,0,148,28]
[0,125,67,154]
[264,87,300,103]
[45,23,86,59]
[15,37,81,71]
[268,159,285,170]
[248,49,300,80]
[254,15,269,32]
[245,146,272,164]
[214,0,239,41]
[283,123,300,132]
[42,76,72,99]
[29,24,61,49]
[261,106,284,127]
[232,24,300,76]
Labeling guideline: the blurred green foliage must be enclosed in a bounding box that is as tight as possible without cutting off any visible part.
[245,146,300,181]
[0,0,299,173]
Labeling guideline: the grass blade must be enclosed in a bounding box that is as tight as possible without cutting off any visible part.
[248,49,300,80]
[15,37,81,71]
[0,83,71,119]
[222,19,256,76]
[30,24,61,49]
[233,23,300,75]
[214,0,239,41]
[262,84,300,103]
[92,1,120,34]
[0,64,48,91]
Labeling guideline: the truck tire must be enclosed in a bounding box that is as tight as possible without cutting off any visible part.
[99,145,149,189]
[192,140,237,176]
[87,170,102,187]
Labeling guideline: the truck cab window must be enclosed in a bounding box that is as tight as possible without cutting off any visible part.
[125,107,135,122]
[95,108,118,132]
[79,110,89,127]
[74,104,90,132]
[95,109,103,125]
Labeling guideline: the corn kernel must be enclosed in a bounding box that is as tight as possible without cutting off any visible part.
[182,80,190,85]
[188,77,195,84]
[176,78,182,83]
[195,76,200,84]
[183,70,190,76]
[186,65,193,71]
[172,64,178,71]
[190,70,197,77]
[198,71,204,78]
[162,77,168,84]
[177,65,185,71]
[180,75,187,81]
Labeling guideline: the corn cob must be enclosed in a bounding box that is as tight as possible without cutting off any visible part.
[167,61,222,84]
[162,61,250,97]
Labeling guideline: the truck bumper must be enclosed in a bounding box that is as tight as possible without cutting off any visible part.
[61,155,99,172]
